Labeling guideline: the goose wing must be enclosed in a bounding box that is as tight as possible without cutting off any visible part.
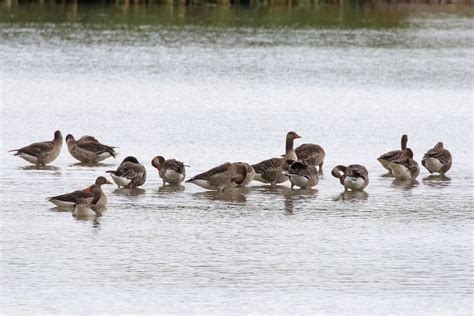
[252,158,286,182]
[379,149,405,162]
[114,162,139,178]
[288,161,317,179]
[163,159,186,174]
[295,144,325,165]
[78,135,100,143]
[252,158,283,174]
[77,141,116,158]
[12,141,54,157]
[346,165,369,180]
[189,163,233,181]
[49,190,95,202]
[422,148,452,166]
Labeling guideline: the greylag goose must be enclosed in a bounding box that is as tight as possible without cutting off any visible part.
[66,134,117,163]
[390,155,420,180]
[421,142,452,175]
[252,158,291,187]
[252,131,301,186]
[331,164,369,191]
[73,198,102,218]
[285,161,319,189]
[151,156,186,186]
[378,134,412,172]
[9,130,63,165]
[106,156,147,188]
[295,142,325,174]
[186,162,254,192]
[48,176,112,208]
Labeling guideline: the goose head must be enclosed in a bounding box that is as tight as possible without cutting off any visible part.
[286,131,301,141]
[331,165,347,185]
[151,156,166,171]
[54,130,63,143]
[401,134,408,150]
[95,176,112,186]
[65,134,75,144]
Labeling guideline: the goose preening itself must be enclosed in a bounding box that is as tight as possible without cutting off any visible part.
[390,155,420,180]
[73,198,102,218]
[331,164,369,191]
[106,156,147,188]
[48,176,112,208]
[252,131,301,186]
[421,142,452,175]
[66,134,117,164]
[9,130,63,166]
[151,156,187,186]
[186,162,255,192]
[295,142,325,174]
[378,134,412,172]
[285,160,319,189]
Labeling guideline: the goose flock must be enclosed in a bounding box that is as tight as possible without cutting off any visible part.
[9,131,452,218]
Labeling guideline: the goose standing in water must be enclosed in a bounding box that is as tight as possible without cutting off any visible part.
[151,156,187,186]
[421,142,452,175]
[186,162,254,192]
[331,164,369,191]
[252,131,301,186]
[48,176,112,208]
[73,198,102,218]
[9,130,63,165]
[285,161,319,189]
[390,153,420,180]
[295,141,325,174]
[66,134,117,163]
[378,134,412,172]
[106,156,147,188]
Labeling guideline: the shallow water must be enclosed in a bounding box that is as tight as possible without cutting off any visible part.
[1,4,473,315]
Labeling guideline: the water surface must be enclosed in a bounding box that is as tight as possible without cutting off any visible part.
[1,4,473,315]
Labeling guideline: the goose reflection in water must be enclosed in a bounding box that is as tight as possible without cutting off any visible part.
[49,206,72,213]
[158,184,185,193]
[422,175,451,188]
[283,187,318,215]
[391,179,420,190]
[334,190,369,202]
[251,185,289,194]
[73,214,102,227]
[193,190,247,203]
[19,165,60,171]
[70,162,116,168]
[112,188,146,196]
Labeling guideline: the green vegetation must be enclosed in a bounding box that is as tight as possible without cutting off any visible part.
[1,1,472,28]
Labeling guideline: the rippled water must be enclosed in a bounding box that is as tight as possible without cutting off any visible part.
[1,4,473,314]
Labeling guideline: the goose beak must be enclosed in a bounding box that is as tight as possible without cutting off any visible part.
[105,180,113,185]
[295,134,301,139]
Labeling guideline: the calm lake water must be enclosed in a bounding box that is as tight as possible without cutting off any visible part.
[1,3,473,314]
